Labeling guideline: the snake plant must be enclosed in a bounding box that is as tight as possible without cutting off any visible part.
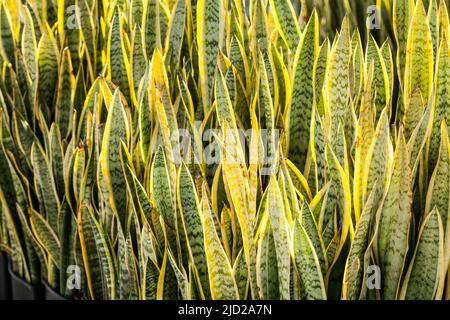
[0,0,449,300]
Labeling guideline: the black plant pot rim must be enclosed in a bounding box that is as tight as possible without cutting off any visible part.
[7,257,43,300]
[42,281,69,300]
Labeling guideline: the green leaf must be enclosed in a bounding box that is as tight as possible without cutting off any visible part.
[37,24,59,109]
[267,177,290,300]
[78,205,116,300]
[287,12,318,171]
[100,90,130,230]
[201,187,239,300]
[292,219,327,300]
[151,147,177,229]
[404,0,433,103]
[177,164,210,299]
[31,142,60,232]
[256,221,279,300]
[30,208,61,269]
[269,0,300,50]
[400,209,445,300]
[197,0,224,110]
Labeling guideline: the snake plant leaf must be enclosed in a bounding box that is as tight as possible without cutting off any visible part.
[256,220,279,300]
[221,125,258,298]
[16,204,45,284]
[124,164,152,222]
[314,39,329,108]
[177,164,210,299]
[283,159,313,201]
[21,5,37,84]
[197,0,224,110]
[58,198,73,296]
[100,90,130,230]
[151,48,178,140]
[167,248,189,299]
[130,0,145,28]
[49,124,65,197]
[130,25,146,108]
[361,109,391,211]
[29,208,61,269]
[342,182,380,300]
[229,34,248,90]
[323,143,352,267]
[233,249,249,300]
[0,191,26,278]
[327,17,351,133]
[403,88,425,140]
[55,48,75,138]
[78,205,116,300]
[165,0,186,65]
[139,85,152,163]
[201,187,239,300]
[31,142,60,232]
[352,31,364,101]
[141,220,159,265]
[4,151,29,225]
[408,95,433,181]
[108,10,130,102]
[267,177,291,300]
[393,0,414,86]
[252,0,269,52]
[118,227,139,299]
[142,255,159,300]
[378,130,412,300]
[425,122,449,266]
[0,134,25,223]
[287,11,318,171]
[76,0,95,77]
[404,0,433,103]
[258,51,276,171]
[438,1,450,42]
[308,106,326,194]
[292,219,327,300]
[144,0,162,59]
[269,0,300,50]
[300,202,327,275]
[400,209,444,300]
[215,69,240,136]
[271,44,290,117]
[151,146,177,229]
[278,169,299,227]
[156,228,179,300]
[429,38,450,171]
[354,63,375,220]
[0,3,16,66]
[38,24,59,109]
[365,35,390,118]
[427,0,439,59]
